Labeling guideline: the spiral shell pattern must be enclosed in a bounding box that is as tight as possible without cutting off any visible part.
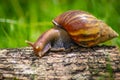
[53,10,118,47]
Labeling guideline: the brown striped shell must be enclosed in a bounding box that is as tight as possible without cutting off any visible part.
[53,10,118,47]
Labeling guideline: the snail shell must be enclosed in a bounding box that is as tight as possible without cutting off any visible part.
[53,10,119,47]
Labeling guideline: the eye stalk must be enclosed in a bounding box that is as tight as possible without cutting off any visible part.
[25,40,34,47]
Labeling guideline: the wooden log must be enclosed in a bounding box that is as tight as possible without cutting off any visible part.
[0,46,120,80]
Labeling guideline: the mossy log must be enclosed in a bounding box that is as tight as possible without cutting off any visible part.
[0,46,120,80]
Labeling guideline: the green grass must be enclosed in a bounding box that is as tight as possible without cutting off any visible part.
[0,0,120,48]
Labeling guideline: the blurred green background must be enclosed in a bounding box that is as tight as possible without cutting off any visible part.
[0,0,120,48]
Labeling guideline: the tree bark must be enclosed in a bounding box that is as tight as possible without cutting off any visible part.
[0,46,120,80]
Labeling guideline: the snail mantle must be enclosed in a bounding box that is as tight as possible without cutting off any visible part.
[0,46,120,80]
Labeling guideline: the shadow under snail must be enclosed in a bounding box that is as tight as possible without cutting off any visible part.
[26,10,119,58]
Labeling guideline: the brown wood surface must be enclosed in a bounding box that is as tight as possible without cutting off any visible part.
[0,46,120,80]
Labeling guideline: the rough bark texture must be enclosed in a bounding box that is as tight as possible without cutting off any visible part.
[0,46,120,80]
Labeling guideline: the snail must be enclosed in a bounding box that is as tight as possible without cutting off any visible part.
[26,10,119,58]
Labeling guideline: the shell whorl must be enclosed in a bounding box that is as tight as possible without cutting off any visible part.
[53,10,118,47]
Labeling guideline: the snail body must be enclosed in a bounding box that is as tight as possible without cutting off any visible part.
[26,27,76,57]
[26,10,118,57]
